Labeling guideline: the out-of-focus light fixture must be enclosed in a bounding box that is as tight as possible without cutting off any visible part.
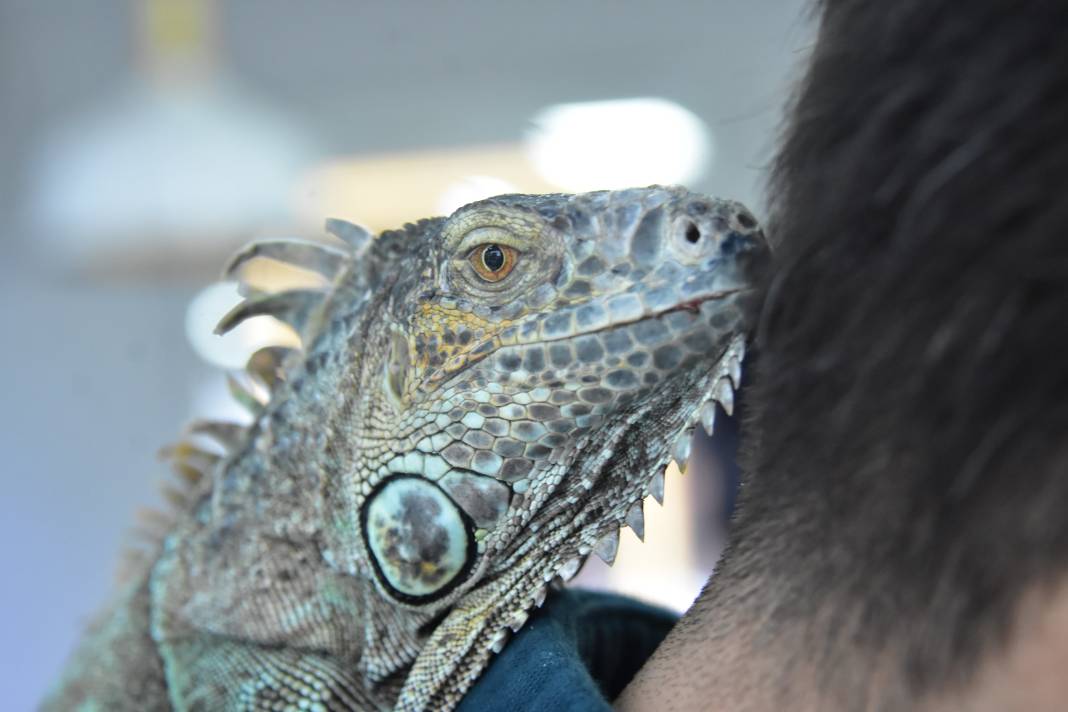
[185,282,300,370]
[525,98,713,192]
[31,87,316,254]
[27,0,318,269]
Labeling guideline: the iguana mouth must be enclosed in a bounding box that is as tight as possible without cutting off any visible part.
[498,285,753,352]
[557,286,750,347]
[649,286,747,318]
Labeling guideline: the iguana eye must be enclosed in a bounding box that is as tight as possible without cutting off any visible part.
[468,244,518,282]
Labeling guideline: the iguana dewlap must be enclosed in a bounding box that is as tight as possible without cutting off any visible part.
[45,186,769,711]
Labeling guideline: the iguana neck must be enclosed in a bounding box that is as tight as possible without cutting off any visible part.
[207,289,373,543]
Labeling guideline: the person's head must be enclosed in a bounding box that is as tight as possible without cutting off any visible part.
[621,1,1068,709]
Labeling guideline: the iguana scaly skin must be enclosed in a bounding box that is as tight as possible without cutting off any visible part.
[45,186,769,711]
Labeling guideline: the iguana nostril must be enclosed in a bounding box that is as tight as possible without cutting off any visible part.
[736,211,757,229]
[684,221,702,245]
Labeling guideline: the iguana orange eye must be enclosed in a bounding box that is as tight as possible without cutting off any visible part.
[468,244,518,282]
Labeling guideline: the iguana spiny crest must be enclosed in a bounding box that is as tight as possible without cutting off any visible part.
[47,186,769,712]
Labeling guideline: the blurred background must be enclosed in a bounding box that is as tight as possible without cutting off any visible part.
[0,0,811,707]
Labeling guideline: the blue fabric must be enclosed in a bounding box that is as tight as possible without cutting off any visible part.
[458,588,678,711]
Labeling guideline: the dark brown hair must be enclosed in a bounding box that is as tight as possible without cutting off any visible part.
[715,0,1068,704]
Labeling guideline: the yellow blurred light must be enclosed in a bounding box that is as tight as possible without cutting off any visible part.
[293,143,555,233]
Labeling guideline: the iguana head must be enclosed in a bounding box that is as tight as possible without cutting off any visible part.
[220,185,768,705]
[312,186,767,602]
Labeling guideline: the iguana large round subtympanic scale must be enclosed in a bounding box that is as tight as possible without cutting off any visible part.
[45,186,770,711]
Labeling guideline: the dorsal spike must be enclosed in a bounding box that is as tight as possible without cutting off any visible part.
[626,501,645,541]
[185,419,246,453]
[169,461,205,486]
[227,374,267,416]
[158,441,222,485]
[246,346,297,391]
[132,508,176,544]
[158,441,220,471]
[160,484,190,510]
[213,288,326,338]
[224,239,349,282]
[325,218,373,252]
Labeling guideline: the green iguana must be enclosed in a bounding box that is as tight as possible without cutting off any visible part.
[45,186,769,711]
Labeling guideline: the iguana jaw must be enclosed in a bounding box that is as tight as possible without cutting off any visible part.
[510,285,753,347]
[439,299,750,605]
[396,333,748,711]
[554,327,747,556]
